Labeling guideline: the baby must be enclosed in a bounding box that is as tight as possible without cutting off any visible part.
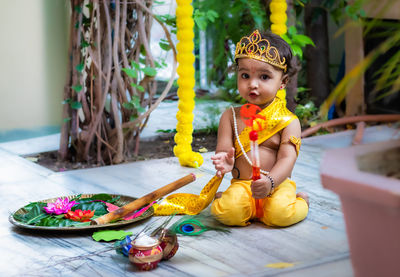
[210,30,309,227]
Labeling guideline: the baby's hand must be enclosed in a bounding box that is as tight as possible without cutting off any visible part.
[251,175,272,199]
[211,147,235,178]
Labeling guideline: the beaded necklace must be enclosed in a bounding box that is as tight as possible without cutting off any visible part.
[231,106,269,175]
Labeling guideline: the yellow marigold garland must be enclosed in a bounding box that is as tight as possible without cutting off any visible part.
[270,0,288,103]
[174,0,203,167]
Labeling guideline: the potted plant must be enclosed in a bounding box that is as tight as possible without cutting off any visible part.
[320,139,400,277]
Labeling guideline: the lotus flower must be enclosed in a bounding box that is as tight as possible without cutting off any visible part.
[65,209,95,222]
[43,198,77,215]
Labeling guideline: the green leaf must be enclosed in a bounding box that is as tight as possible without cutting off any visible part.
[130,61,140,70]
[288,26,297,36]
[13,202,47,225]
[63,117,71,123]
[121,68,138,78]
[293,34,315,47]
[159,39,171,51]
[90,193,114,201]
[74,5,82,13]
[291,44,303,58]
[70,101,82,109]
[92,230,133,242]
[76,62,84,73]
[62,98,71,105]
[81,39,90,48]
[142,67,157,77]
[72,84,83,92]
[122,102,134,110]
[281,34,292,44]
[130,115,138,121]
[86,3,94,11]
[136,85,145,92]
[72,201,108,216]
[206,10,219,22]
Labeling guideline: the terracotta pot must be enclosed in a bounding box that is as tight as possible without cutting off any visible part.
[129,239,163,271]
[321,140,400,277]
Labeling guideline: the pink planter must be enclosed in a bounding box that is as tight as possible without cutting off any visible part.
[321,140,400,277]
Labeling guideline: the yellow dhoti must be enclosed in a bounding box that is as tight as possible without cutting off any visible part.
[211,178,308,227]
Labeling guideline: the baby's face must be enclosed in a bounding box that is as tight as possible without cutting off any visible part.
[237,58,285,108]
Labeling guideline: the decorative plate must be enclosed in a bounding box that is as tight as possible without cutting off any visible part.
[9,194,153,231]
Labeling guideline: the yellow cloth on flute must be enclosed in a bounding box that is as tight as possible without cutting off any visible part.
[154,175,223,215]
[211,178,308,227]
[234,96,296,159]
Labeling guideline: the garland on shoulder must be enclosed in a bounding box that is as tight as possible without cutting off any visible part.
[270,0,288,103]
[173,0,203,167]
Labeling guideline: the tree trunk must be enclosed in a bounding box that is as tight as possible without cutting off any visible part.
[58,0,177,165]
[304,0,330,107]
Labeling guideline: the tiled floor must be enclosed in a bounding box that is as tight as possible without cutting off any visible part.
[1,117,398,276]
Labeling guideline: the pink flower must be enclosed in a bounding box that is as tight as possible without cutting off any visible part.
[44,198,77,215]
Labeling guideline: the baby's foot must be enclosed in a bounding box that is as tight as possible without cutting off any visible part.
[297,192,309,206]
[215,191,223,199]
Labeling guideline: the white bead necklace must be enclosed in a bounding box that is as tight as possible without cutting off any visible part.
[231,106,269,175]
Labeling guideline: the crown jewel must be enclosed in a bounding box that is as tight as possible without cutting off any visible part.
[234,30,287,72]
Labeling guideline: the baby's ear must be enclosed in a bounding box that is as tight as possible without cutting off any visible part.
[281,74,289,87]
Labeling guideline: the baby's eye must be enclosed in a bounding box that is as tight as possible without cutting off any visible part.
[260,74,269,80]
[241,73,249,79]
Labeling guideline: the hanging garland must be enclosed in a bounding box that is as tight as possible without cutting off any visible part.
[270,0,288,102]
[173,0,203,167]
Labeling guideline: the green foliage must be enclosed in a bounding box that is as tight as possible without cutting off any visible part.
[62,98,82,110]
[13,194,121,227]
[193,0,316,103]
[194,10,219,30]
[282,26,315,59]
[321,0,400,116]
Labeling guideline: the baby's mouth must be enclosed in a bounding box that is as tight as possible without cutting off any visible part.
[249,91,258,97]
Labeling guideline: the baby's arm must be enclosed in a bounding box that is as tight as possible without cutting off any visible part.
[211,109,235,177]
[251,118,301,198]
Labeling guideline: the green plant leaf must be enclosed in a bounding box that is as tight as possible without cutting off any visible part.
[122,68,137,78]
[74,5,82,13]
[70,101,82,109]
[136,85,145,92]
[72,85,83,92]
[130,61,140,70]
[122,102,134,110]
[281,34,292,44]
[63,117,71,123]
[206,10,219,22]
[159,39,171,51]
[92,230,133,242]
[293,34,315,47]
[291,44,303,58]
[142,67,157,77]
[76,62,84,73]
[72,201,108,216]
[81,39,90,48]
[288,26,297,36]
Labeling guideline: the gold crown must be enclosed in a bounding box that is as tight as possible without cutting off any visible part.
[234,30,287,72]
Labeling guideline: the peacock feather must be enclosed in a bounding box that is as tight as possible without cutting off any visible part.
[169,213,230,236]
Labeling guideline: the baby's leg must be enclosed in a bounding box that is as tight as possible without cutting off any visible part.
[211,180,254,226]
[261,179,308,227]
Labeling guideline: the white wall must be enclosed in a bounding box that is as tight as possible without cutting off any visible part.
[0,0,68,131]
